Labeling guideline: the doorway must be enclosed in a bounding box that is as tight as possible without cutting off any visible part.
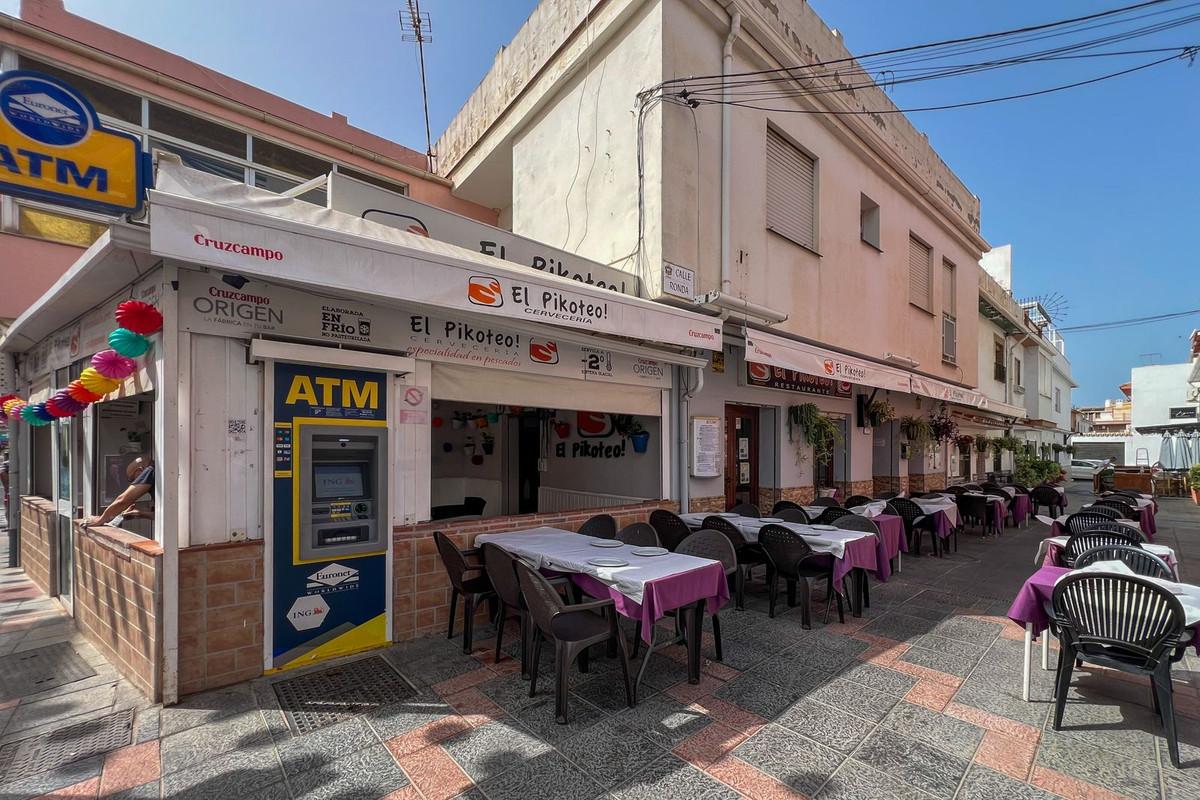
[53,368,74,614]
[815,415,849,495]
[725,405,759,510]
[515,412,543,515]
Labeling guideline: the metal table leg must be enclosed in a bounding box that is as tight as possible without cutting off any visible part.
[1023,623,1032,702]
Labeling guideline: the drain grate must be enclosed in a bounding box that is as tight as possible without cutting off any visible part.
[0,643,97,701]
[273,655,417,735]
[0,709,133,782]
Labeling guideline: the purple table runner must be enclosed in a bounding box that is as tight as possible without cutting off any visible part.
[1007,565,1070,637]
[573,563,729,645]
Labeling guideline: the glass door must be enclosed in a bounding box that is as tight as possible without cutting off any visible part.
[53,367,74,614]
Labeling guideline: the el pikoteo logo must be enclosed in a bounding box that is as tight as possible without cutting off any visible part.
[467,276,504,307]
[529,339,559,364]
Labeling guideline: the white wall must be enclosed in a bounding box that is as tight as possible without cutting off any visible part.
[1131,363,1194,429]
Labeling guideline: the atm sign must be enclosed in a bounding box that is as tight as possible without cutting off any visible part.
[284,375,379,410]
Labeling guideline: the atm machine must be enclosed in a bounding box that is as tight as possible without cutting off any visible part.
[300,427,387,560]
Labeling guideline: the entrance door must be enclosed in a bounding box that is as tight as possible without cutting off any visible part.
[725,405,759,510]
[516,412,542,515]
[53,367,74,614]
[814,415,849,495]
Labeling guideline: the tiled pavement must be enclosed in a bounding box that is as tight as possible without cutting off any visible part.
[1,483,1200,798]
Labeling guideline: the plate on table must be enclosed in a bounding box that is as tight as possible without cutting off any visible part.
[758,517,784,523]
[810,524,838,531]
[715,512,739,517]
[588,557,628,568]
[590,539,624,548]
[631,547,669,557]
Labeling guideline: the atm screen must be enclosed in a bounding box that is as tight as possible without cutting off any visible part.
[313,463,367,500]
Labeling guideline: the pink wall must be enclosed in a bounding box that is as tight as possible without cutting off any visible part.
[0,233,83,319]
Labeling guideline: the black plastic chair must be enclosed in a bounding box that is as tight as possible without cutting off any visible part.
[617,523,660,547]
[809,497,839,508]
[515,560,633,724]
[463,496,487,516]
[844,495,872,508]
[703,515,767,611]
[1051,572,1186,767]
[832,514,881,608]
[1031,485,1064,517]
[1077,520,1147,541]
[1060,530,1144,568]
[1063,511,1125,535]
[874,491,900,500]
[649,509,694,552]
[673,530,738,661]
[984,490,1014,528]
[578,513,618,539]
[481,543,532,674]
[434,531,496,655]
[813,506,853,526]
[1084,505,1122,521]
[888,497,943,555]
[771,500,802,515]
[778,507,810,524]
[730,502,761,517]
[758,524,843,627]
[955,494,992,539]
[943,485,967,496]
[1092,498,1137,519]
[1073,544,1173,579]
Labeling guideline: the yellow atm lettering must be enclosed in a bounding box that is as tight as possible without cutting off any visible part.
[285,376,379,409]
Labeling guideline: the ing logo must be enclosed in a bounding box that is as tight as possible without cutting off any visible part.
[468,276,504,307]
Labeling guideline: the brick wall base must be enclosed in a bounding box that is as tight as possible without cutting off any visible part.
[73,523,162,701]
[839,480,875,501]
[873,476,911,496]
[178,541,265,696]
[18,496,55,596]
[780,486,816,505]
[909,472,948,493]
[687,496,726,515]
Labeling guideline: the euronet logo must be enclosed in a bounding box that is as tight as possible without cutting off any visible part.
[8,92,81,124]
[192,233,283,262]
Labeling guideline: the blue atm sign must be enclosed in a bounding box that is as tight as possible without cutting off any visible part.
[0,71,149,215]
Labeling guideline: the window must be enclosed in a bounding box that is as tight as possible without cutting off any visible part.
[339,167,409,196]
[1039,356,1052,398]
[993,338,1007,382]
[1055,387,1062,413]
[149,138,245,182]
[941,259,956,362]
[765,128,817,251]
[18,205,107,247]
[252,137,331,180]
[859,193,880,249]
[149,102,247,157]
[253,172,327,206]
[908,234,932,311]
[1013,356,1023,390]
[18,56,142,124]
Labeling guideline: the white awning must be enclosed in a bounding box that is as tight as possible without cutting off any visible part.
[432,363,662,417]
[743,329,911,393]
[149,158,723,351]
[910,374,990,409]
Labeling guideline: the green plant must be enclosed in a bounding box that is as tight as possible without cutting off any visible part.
[1052,443,1065,453]
[867,398,896,426]
[928,404,959,444]
[787,403,841,463]
[612,414,644,438]
[1189,464,1200,488]
[954,434,975,449]
[899,415,934,446]
[974,435,992,454]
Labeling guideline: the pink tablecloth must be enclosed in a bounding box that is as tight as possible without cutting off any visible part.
[1007,565,1070,638]
[807,534,879,589]
[873,514,908,582]
[1012,495,1031,525]
[1140,506,1157,537]
[573,563,729,644]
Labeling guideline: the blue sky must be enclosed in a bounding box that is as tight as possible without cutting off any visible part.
[5,0,1196,404]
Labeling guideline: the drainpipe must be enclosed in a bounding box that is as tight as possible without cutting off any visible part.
[720,5,742,294]
[677,365,705,513]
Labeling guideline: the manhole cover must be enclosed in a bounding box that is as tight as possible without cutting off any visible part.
[0,709,133,782]
[273,655,417,735]
[0,643,97,700]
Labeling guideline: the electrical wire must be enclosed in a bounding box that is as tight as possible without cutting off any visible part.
[1057,309,1200,333]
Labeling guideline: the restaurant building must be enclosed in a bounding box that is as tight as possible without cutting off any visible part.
[434,0,996,507]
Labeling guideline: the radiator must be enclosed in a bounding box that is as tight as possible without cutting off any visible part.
[537,486,648,513]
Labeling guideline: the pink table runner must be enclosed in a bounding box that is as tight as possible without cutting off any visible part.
[573,566,729,644]
[873,514,907,582]
[1012,495,1031,525]
[1140,506,1157,537]
[1007,565,1070,638]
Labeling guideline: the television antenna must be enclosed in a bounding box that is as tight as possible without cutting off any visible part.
[399,1,435,173]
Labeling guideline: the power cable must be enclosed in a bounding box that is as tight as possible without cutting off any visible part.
[1057,308,1200,332]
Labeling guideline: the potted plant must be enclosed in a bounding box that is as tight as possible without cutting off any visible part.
[867,398,896,427]
[928,404,958,444]
[954,434,975,449]
[462,435,476,457]
[899,415,934,447]
[974,435,992,454]
[787,403,840,462]
[613,415,651,452]
[1189,464,1200,504]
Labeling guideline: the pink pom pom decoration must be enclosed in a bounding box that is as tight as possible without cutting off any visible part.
[91,349,139,380]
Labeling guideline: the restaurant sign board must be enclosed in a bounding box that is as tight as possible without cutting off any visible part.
[744,361,851,398]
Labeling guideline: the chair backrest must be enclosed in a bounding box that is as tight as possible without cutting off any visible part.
[831,513,880,539]
[1115,489,1146,499]
[778,507,810,524]
[980,482,1002,492]
[942,485,967,495]
[702,515,748,549]
[814,506,853,525]
[433,531,471,592]
[771,500,801,514]
[463,496,487,516]
[809,497,839,508]
[1078,520,1146,541]
[1062,530,1143,566]
[1031,486,1063,506]
[757,524,814,579]
[730,502,761,517]
[1084,506,1122,520]
[1052,572,1185,669]
[955,493,988,519]
[1064,511,1123,534]
[1012,485,1031,496]
[963,483,982,491]
[676,529,738,574]
[514,559,567,637]
[578,513,618,539]
[649,509,692,551]
[481,542,523,609]
[844,495,872,508]
[1092,498,1136,519]
[885,497,923,531]
[1073,544,1173,579]
[874,491,900,500]
[617,522,660,547]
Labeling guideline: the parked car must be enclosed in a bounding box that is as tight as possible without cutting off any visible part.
[1068,459,1105,480]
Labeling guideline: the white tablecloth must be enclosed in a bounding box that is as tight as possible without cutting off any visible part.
[476,527,716,605]
[913,498,960,528]
[678,514,872,558]
[1034,535,1176,568]
[1062,560,1200,625]
[999,486,1017,497]
[848,501,888,518]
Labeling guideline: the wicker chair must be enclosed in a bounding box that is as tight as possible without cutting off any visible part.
[844,495,872,508]
[1052,573,1186,766]
[649,509,693,552]
[1073,544,1172,579]
[577,514,617,539]
[809,497,839,508]
[757,524,843,627]
[617,523,660,547]
[1031,485,1065,517]
[730,502,761,517]
[778,508,810,524]
[813,506,853,526]
[434,531,496,655]
[673,530,738,660]
[1060,530,1143,568]
[703,515,767,610]
[516,560,633,724]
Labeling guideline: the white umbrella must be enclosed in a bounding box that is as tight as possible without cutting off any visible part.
[1159,432,1178,470]
[1180,431,1196,467]
[1190,430,1200,467]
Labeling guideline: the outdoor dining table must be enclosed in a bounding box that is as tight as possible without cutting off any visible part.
[911,497,959,543]
[475,527,730,688]
[1033,534,1178,576]
[964,492,1008,531]
[1011,493,1032,526]
[1008,561,1200,701]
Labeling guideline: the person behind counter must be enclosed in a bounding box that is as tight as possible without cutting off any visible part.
[84,457,154,527]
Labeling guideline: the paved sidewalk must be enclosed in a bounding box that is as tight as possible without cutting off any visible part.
[0,484,1198,798]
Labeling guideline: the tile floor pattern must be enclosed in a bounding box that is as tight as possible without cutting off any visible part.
[1,484,1200,798]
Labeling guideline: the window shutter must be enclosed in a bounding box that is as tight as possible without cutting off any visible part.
[942,259,956,316]
[908,235,932,310]
[942,315,957,362]
[766,129,816,250]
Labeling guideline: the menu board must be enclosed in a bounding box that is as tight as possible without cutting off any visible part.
[691,416,722,478]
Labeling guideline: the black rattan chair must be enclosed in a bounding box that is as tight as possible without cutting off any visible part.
[704,515,766,610]
[578,513,618,539]
[813,506,853,526]
[673,530,738,661]
[758,524,843,627]
[434,531,496,655]
[1060,530,1144,568]
[1073,544,1173,579]
[730,502,761,517]
[844,495,872,508]
[1051,572,1186,766]
[617,523,660,547]
[887,497,943,555]
[778,507,810,524]
[1031,485,1064,517]
[771,500,802,515]
[649,509,693,551]
[809,497,839,508]
[516,560,633,723]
